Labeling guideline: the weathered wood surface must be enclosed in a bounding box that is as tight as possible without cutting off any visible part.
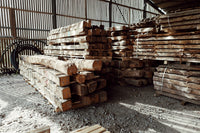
[68,59,102,71]
[48,36,108,45]
[20,61,70,87]
[153,64,200,105]
[20,55,77,76]
[70,124,110,133]
[19,61,71,100]
[27,126,50,133]
[49,20,91,35]
[20,67,72,112]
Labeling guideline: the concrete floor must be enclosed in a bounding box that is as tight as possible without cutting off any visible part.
[0,74,200,133]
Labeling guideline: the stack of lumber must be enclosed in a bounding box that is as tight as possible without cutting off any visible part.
[110,59,155,87]
[70,124,110,133]
[45,20,112,60]
[154,64,200,105]
[158,8,200,32]
[132,9,200,63]
[19,55,107,112]
[131,17,158,35]
[107,26,134,60]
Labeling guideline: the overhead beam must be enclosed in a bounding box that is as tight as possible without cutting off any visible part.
[145,0,165,14]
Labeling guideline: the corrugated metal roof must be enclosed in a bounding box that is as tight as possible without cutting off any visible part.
[150,0,200,13]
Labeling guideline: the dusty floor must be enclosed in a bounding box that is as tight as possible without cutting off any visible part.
[0,75,200,133]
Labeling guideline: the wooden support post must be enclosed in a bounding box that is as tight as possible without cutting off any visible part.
[85,0,87,20]
[129,8,130,26]
[9,8,16,38]
[52,0,57,29]
[109,0,112,27]
[143,0,147,19]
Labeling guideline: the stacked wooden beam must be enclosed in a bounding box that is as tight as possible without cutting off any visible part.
[110,59,155,87]
[154,64,200,105]
[132,9,200,63]
[19,55,107,112]
[159,8,200,32]
[108,26,134,60]
[131,17,158,35]
[45,20,112,60]
[70,124,110,133]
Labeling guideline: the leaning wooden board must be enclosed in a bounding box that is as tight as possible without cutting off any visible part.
[70,124,110,133]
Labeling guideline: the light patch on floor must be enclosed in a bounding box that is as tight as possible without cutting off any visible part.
[0,99,8,111]
[119,102,200,133]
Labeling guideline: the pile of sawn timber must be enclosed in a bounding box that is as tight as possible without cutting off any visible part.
[45,20,112,60]
[133,8,200,63]
[110,59,156,86]
[107,26,134,60]
[154,64,200,105]
[19,55,107,112]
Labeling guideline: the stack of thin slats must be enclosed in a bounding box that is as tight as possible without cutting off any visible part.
[19,55,107,112]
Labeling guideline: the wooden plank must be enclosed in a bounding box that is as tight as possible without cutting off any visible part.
[68,59,102,71]
[109,36,127,41]
[90,127,106,133]
[47,29,87,40]
[157,64,200,71]
[20,68,72,112]
[153,76,200,90]
[112,40,131,46]
[49,20,91,35]
[154,81,200,96]
[159,14,200,24]
[20,55,77,76]
[97,78,107,90]
[48,36,108,45]
[112,45,133,50]
[154,85,200,101]
[133,56,200,63]
[20,61,70,87]
[136,34,200,41]
[156,67,200,76]
[87,80,97,93]
[70,83,88,96]
[162,24,200,32]
[161,20,200,28]
[27,126,50,133]
[19,61,71,100]
[156,90,200,105]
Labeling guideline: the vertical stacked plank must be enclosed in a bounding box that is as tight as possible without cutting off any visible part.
[131,17,159,59]
[45,20,112,60]
[108,26,134,60]
[19,55,107,112]
[154,64,200,105]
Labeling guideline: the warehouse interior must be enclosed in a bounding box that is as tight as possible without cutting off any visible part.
[1,0,200,132]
